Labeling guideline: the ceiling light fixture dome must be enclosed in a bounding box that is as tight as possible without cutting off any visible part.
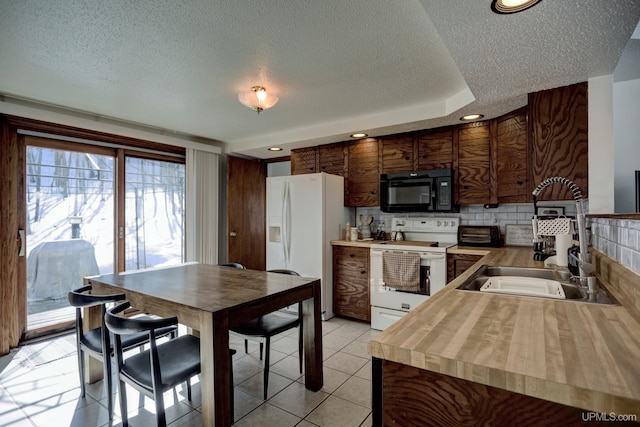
[238,86,279,114]
[491,0,542,14]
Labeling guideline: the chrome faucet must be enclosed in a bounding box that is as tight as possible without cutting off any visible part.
[567,251,597,293]
[532,177,596,295]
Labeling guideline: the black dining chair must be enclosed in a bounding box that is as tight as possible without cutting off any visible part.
[219,262,245,269]
[230,269,303,399]
[105,301,201,427]
[67,285,177,421]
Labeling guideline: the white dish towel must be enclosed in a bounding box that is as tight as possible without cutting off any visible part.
[382,251,420,292]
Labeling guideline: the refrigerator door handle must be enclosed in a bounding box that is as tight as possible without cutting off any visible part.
[282,181,290,265]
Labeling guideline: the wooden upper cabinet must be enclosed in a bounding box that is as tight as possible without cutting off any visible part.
[380,134,415,174]
[318,142,348,204]
[528,82,588,201]
[417,127,455,171]
[347,138,379,207]
[318,142,346,176]
[291,147,317,175]
[289,83,588,206]
[495,108,528,203]
[456,121,491,205]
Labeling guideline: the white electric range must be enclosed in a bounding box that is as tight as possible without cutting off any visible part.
[370,217,459,330]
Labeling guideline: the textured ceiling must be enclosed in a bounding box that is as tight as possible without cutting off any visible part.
[1,1,639,159]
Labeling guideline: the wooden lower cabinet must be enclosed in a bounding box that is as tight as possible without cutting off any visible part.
[333,246,370,322]
[372,359,604,427]
[447,253,483,282]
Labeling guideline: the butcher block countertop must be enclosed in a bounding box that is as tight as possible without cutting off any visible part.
[367,246,640,416]
[331,239,385,248]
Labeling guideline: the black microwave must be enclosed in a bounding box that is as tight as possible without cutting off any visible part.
[380,168,454,213]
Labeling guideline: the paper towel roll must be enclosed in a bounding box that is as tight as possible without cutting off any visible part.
[555,234,572,267]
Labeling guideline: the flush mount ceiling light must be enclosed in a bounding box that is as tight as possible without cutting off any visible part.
[460,114,485,121]
[238,86,279,114]
[491,0,542,14]
[350,132,368,138]
[267,147,282,152]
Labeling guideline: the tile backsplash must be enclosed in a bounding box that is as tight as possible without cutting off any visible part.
[352,203,640,275]
[589,217,640,273]
[352,202,578,237]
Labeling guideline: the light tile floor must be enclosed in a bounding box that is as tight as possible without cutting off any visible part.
[0,317,378,426]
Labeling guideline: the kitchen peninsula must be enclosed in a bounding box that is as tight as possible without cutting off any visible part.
[367,246,640,425]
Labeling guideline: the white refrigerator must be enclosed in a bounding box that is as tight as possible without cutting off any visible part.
[267,172,345,320]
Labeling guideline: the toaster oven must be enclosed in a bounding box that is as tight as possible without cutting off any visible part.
[457,225,501,247]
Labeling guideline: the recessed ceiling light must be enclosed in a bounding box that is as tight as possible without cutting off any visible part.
[350,133,368,138]
[460,114,484,121]
[491,0,542,14]
[267,147,282,151]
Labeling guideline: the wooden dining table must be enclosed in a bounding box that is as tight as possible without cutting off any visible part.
[84,263,324,426]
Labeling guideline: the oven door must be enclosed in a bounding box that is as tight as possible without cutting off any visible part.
[370,249,447,311]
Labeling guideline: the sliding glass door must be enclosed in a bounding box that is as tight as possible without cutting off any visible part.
[25,141,115,331]
[123,155,185,271]
[24,140,185,337]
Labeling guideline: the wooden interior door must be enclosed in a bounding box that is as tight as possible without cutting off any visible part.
[226,155,266,270]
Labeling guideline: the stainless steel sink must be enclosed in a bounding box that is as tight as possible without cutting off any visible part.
[456,265,618,304]
[479,266,572,281]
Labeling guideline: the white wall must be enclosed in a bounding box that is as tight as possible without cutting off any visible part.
[613,78,640,213]
[588,76,615,214]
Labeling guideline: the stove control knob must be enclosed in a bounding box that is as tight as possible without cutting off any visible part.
[443,221,449,227]
[437,220,442,227]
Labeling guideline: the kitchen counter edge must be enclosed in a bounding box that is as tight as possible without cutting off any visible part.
[331,240,498,255]
[330,239,386,248]
[367,246,640,416]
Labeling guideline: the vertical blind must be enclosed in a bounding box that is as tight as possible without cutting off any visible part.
[186,148,220,264]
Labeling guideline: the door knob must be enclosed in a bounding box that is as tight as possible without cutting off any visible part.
[18,229,25,256]
[229,231,237,237]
